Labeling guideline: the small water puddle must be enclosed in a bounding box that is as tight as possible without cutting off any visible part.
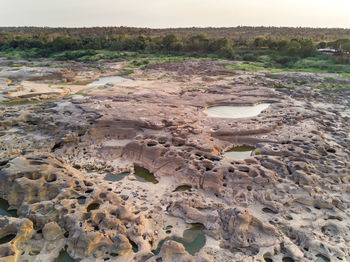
[282,258,295,262]
[55,249,78,262]
[173,185,192,192]
[153,224,206,256]
[104,172,129,182]
[77,197,86,205]
[224,146,255,160]
[315,254,330,262]
[204,103,270,118]
[87,76,130,87]
[0,234,16,245]
[86,203,100,212]
[0,58,29,64]
[70,94,87,100]
[0,198,18,217]
[129,239,139,253]
[134,165,159,184]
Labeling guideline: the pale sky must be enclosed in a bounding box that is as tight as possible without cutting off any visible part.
[0,0,349,28]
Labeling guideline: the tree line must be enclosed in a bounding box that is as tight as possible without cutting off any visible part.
[0,31,349,61]
[1,26,350,41]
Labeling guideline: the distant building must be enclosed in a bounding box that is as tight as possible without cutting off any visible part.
[315,48,342,56]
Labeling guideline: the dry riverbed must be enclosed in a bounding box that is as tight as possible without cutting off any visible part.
[0,59,349,262]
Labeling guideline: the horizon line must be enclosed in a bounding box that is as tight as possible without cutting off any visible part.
[1,25,350,30]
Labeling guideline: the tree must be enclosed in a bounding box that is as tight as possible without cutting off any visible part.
[341,40,350,52]
[135,35,147,50]
[299,39,315,57]
[209,38,228,52]
[286,40,301,56]
[253,37,265,48]
[187,34,209,52]
[110,35,127,51]
[51,36,80,51]
[162,34,178,51]
[266,38,278,50]
[219,44,235,59]
[317,42,327,49]
[276,40,289,51]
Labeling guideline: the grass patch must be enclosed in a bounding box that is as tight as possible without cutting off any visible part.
[10,63,23,67]
[127,59,150,68]
[225,62,266,72]
[0,98,58,106]
[126,55,206,69]
[254,150,262,155]
[315,84,350,89]
[157,74,167,80]
[289,57,350,74]
[298,80,308,85]
[119,69,134,76]
[234,49,350,74]
[341,73,350,79]
[324,77,337,82]
[1,47,350,78]
[2,48,226,65]
[274,83,294,89]
[225,62,287,73]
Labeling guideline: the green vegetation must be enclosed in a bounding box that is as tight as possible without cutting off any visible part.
[9,63,22,67]
[225,62,267,72]
[273,83,294,90]
[290,56,350,74]
[0,98,59,107]
[126,55,197,69]
[0,30,349,74]
[187,87,208,91]
[254,150,262,155]
[227,46,350,74]
[119,69,134,76]
[225,55,350,75]
[342,73,350,79]
[324,77,337,82]
[0,32,237,60]
[315,84,350,89]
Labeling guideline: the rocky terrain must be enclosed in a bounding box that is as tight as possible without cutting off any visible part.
[0,59,349,262]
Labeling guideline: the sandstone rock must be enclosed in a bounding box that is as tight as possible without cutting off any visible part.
[0,60,349,261]
[42,222,63,241]
[158,240,194,262]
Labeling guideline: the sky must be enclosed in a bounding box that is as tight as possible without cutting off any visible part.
[0,0,350,28]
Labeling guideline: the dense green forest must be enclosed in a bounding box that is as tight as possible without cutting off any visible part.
[1,28,350,74]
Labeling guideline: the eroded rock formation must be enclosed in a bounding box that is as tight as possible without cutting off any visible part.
[0,60,349,261]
